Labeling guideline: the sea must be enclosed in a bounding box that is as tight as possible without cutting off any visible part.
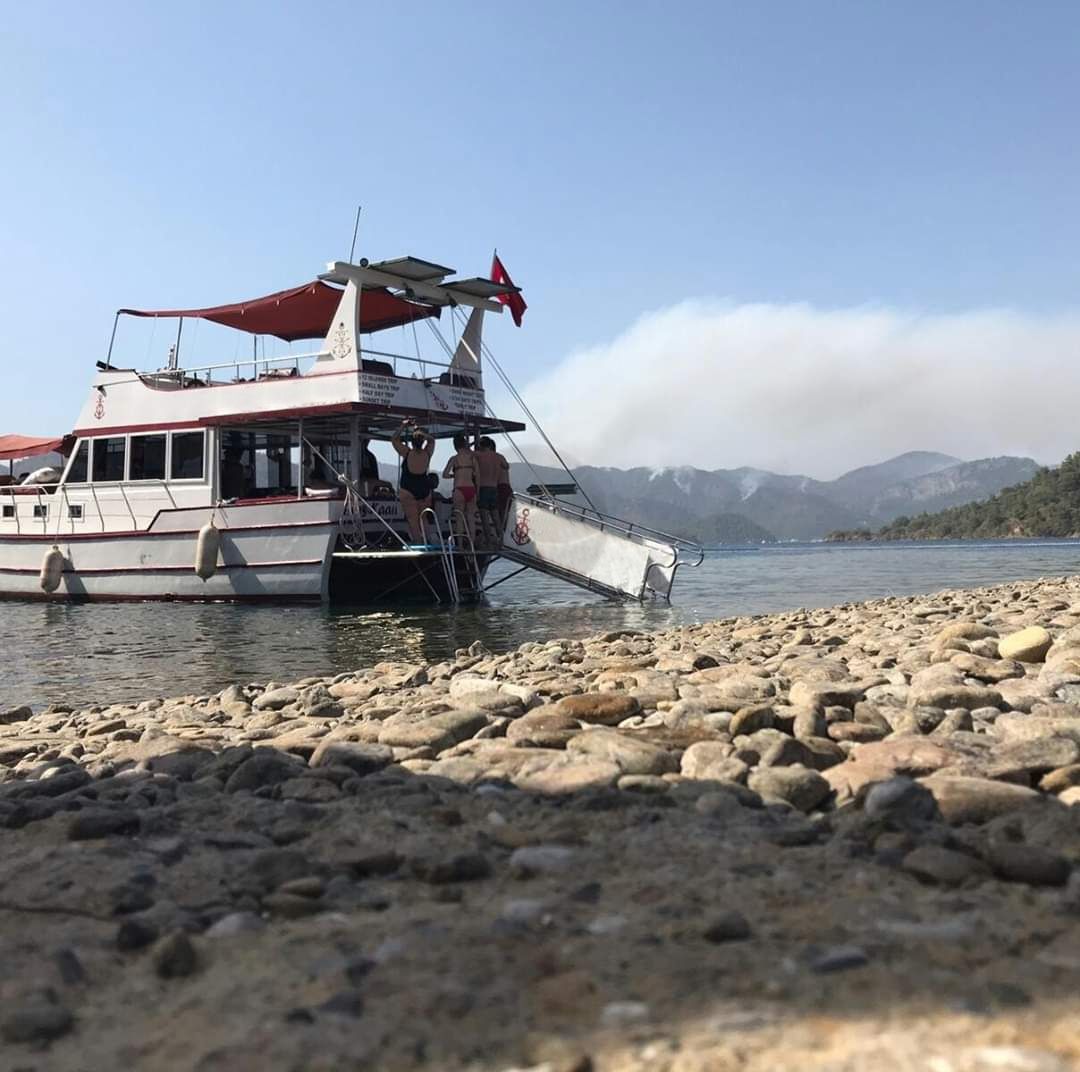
[4,539,1080,712]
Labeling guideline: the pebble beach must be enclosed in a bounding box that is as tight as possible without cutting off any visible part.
[4,576,1080,1070]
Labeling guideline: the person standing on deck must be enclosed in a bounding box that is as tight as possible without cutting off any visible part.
[392,422,435,543]
[475,436,509,548]
[442,433,478,542]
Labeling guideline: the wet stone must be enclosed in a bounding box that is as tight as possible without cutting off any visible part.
[986,841,1072,887]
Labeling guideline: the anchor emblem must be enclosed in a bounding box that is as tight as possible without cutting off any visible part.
[511,508,531,546]
[93,395,105,420]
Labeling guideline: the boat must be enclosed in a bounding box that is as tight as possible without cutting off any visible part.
[0,252,702,603]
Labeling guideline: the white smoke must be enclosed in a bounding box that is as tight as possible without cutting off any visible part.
[523,300,1080,480]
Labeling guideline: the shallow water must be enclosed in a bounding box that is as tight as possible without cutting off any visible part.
[4,539,1079,710]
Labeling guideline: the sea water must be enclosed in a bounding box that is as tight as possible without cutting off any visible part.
[4,539,1079,710]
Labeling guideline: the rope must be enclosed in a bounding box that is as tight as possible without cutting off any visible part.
[446,307,599,512]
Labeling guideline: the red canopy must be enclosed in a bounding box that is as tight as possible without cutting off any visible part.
[0,435,66,462]
[119,281,439,342]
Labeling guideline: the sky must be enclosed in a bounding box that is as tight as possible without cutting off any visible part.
[1,1,1078,479]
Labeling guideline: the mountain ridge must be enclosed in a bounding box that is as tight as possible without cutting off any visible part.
[511,450,1041,543]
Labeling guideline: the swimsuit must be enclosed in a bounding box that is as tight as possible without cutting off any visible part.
[478,486,498,509]
[457,485,477,504]
[400,455,432,500]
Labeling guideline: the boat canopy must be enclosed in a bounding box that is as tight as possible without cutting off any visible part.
[118,280,440,342]
[0,434,67,461]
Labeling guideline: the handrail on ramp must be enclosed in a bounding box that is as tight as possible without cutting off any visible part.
[497,492,703,602]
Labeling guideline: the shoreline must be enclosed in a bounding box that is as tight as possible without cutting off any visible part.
[3,576,1080,1069]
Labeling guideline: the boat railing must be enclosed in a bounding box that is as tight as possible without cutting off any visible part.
[136,346,478,390]
[510,492,705,568]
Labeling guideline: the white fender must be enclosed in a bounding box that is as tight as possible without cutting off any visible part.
[40,545,65,593]
[194,521,220,581]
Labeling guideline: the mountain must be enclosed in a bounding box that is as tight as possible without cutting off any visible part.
[868,454,1080,540]
[510,450,1041,543]
[827,451,962,507]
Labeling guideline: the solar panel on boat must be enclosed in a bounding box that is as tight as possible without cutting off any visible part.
[442,278,521,299]
[365,257,455,283]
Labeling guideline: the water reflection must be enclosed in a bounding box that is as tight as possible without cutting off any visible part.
[4,540,1080,710]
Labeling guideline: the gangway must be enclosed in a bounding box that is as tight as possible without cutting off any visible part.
[492,493,704,602]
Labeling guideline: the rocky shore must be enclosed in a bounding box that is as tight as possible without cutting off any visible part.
[4,578,1080,1070]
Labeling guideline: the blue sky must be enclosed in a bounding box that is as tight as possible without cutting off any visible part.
[2,2,1078,475]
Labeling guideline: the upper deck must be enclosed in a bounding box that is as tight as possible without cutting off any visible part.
[76,256,526,440]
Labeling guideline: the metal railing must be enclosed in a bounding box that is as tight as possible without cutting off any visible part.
[509,492,705,568]
[134,345,475,390]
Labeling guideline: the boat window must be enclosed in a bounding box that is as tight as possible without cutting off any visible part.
[1,504,13,519]
[91,437,126,483]
[33,503,48,519]
[68,504,83,520]
[171,431,205,480]
[66,441,89,484]
[220,430,296,499]
[130,434,167,481]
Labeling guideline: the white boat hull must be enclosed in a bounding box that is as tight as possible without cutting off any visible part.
[0,499,341,602]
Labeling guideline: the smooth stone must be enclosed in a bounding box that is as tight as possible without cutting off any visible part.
[998,626,1053,663]
[377,709,487,751]
[747,765,831,812]
[411,851,492,884]
[506,710,580,748]
[509,845,579,877]
[1,1001,74,1043]
[703,910,753,942]
[921,775,1043,824]
[566,728,677,775]
[985,737,1080,780]
[68,808,140,840]
[902,845,988,886]
[554,693,641,726]
[252,686,301,711]
[810,945,869,973]
[1040,764,1080,793]
[864,776,941,825]
[516,758,621,794]
[308,739,393,775]
[986,842,1072,886]
[205,912,266,938]
[153,931,199,978]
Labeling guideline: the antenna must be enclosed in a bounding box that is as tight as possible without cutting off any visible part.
[348,204,362,263]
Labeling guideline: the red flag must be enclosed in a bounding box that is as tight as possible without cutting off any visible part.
[490,253,527,327]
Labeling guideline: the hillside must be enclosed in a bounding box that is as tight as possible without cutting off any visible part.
[509,450,1040,542]
[855,453,1080,539]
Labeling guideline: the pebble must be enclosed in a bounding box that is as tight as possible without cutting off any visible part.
[1,1000,74,1043]
[809,945,869,973]
[703,910,753,942]
[153,931,199,978]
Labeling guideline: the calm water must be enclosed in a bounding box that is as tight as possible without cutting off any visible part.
[4,539,1080,711]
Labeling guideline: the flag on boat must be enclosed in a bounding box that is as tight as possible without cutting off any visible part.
[490,254,527,327]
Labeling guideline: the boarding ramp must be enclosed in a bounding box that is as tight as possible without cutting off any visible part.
[497,493,703,601]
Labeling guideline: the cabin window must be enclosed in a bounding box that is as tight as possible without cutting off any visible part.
[66,441,89,484]
[130,434,167,481]
[68,504,84,520]
[1,504,13,519]
[220,431,296,500]
[171,431,205,480]
[33,504,48,519]
[91,437,126,482]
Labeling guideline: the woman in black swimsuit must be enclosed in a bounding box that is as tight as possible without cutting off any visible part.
[391,422,435,543]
